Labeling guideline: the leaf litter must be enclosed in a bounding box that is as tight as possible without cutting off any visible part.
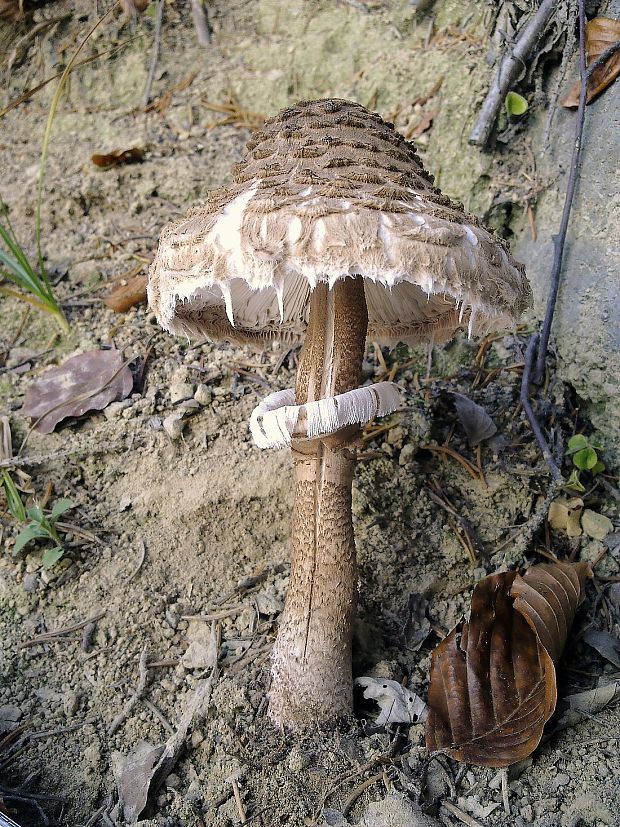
[21,349,133,433]
[426,561,591,767]
[563,17,620,107]
[355,677,428,726]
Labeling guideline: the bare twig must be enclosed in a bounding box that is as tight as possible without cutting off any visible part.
[108,646,149,735]
[143,0,164,107]
[143,698,174,735]
[441,800,486,827]
[128,537,147,582]
[228,773,247,824]
[533,0,588,382]
[518,0,589,479]
[469,0,557,146]
[501,767,510,815]
[519,335,562,480]
[343,770,387,816]
[190,0,211,47]
[585,38,620,79]
[20,611,106,648]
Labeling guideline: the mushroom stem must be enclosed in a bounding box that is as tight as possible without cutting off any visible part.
[269,277,368,726]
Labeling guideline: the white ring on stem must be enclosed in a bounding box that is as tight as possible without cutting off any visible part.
[250,382,403,449]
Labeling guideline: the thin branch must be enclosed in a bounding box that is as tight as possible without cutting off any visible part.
[108,646,149,735]
[143,0,164,107]
[534,0,588,382]
[519,0,589,478]
[190,0,211,47]
[469,0,557,146]
[586,38,620,78]
[520,335,563,480]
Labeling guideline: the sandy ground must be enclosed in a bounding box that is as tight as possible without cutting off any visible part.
[1,2,619,826]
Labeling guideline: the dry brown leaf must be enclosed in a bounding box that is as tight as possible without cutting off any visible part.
[91,147,145,169]
[563,17,620,107]
[21,349,133,434]
[104,273,148,313]
[425,561,591,767]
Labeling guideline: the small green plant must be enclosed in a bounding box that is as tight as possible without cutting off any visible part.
[0,200,69,333]
[2,471,74,568]
[565,433,605,492]
[505,91,529,117]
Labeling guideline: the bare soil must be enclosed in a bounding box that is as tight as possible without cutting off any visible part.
[0,3,619,827]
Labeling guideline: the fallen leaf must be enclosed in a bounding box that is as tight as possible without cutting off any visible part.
[104,273,148,313]
[91,147,145,169]
[457,797,501,819]
[112,741,164,824]
[426,561,591,767]
[452,392,497,446]
[554,680,620,731]
[355,677,428,726]
[548,497,584,538]
[563,17,620,107]
[510,561,591,663]
[582,629,620,668]
[21,350,133,434]
[404,593,432,651]
[111,671,218,823]
[565,681,620,714]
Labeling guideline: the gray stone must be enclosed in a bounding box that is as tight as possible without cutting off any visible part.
[165,773,181,789]
[399,443,415,466]
[104,400,132,420]
[22,573,39,592]
[194,383,213,406]
[170,382,194,404]
[581,509,613,541]
[163,413,186,440]
[0,705,22,722]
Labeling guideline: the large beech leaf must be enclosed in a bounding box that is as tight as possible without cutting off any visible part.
[425,562,591,767]
[563,17,620,107]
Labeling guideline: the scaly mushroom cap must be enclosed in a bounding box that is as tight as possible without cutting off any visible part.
[148,98,531,345]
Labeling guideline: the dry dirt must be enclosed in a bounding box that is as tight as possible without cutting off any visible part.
[1,2,619,827]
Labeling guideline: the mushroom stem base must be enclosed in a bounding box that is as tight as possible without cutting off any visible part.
[268,278,368,727]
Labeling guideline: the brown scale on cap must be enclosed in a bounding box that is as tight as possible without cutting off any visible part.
[149,97,530,349]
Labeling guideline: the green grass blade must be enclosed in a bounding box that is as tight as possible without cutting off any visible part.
[35,4,117,280]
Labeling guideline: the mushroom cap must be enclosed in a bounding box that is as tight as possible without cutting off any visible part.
[148,98,531,345]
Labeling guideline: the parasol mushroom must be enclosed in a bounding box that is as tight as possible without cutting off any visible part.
[148,98,531,727]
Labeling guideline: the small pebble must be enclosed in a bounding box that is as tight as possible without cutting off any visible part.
[170,382,194,404]
[165,773,181,789]
[22,573,39,592]
[399,443,415,466]
[104,400,132,420]
[194,384,212,406]
[163,414,186,440]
